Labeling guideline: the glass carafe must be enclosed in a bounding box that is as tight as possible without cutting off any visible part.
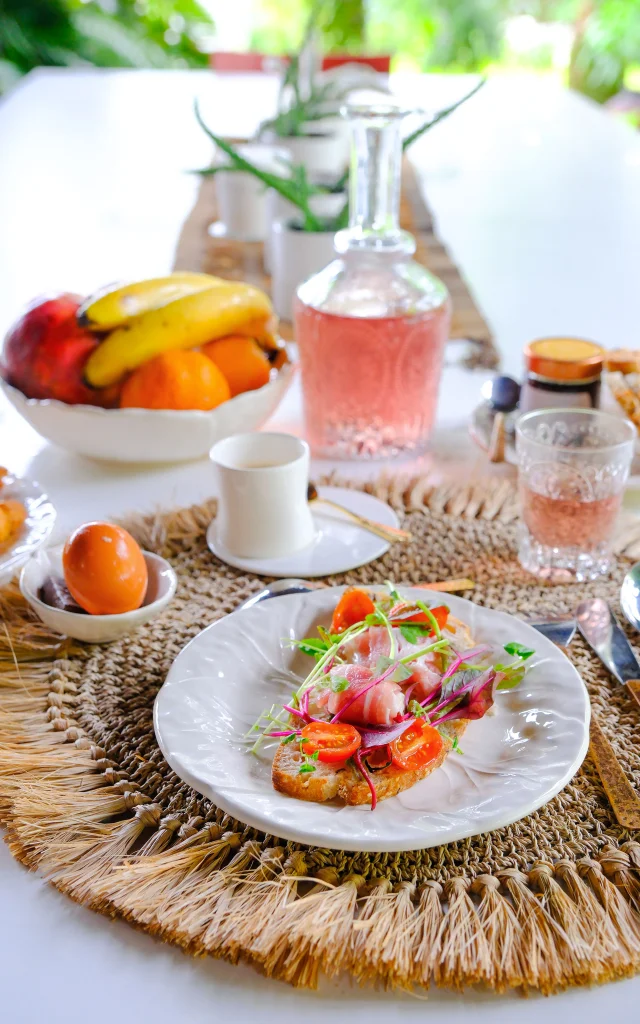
[293,104,451,459]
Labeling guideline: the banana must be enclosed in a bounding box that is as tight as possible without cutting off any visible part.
[84,282,274,389]
[78,273,226,332]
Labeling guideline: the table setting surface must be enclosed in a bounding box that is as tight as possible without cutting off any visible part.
[2,67,640,1023]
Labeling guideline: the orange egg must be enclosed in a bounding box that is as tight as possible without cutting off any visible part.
[62,522,148,616]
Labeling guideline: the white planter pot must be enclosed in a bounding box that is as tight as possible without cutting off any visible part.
[271,219,337,321]
[264,190,297,274]
[213,144,289,242]
[278,132,346,181]
[301,117,351,166]
[264,190,346,275]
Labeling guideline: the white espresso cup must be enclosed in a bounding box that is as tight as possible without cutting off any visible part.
[210,432,315,559]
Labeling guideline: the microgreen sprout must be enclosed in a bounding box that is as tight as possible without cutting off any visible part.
[398,638,450,666]
[298,742,319,774]
[415,600,442,640]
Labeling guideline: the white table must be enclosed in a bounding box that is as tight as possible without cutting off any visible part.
[1,69,640,1022]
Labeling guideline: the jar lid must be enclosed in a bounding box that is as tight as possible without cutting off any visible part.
[604,349,640,374]
[524,337,604,382]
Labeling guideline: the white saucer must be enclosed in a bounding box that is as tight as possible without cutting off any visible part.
[206,486,399,578]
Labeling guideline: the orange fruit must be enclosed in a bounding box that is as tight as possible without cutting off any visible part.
[120,350,230,411]
[201,335,271,398]
[63,522,148,616]
[0,500,27,545]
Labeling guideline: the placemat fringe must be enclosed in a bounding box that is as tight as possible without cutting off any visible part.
[4,483,640,993]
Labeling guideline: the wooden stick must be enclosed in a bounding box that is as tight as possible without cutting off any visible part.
[416,579,475,593]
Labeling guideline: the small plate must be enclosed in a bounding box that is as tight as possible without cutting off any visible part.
[154,586,590,852]
[0,474,56,586]
[206,486,399,578]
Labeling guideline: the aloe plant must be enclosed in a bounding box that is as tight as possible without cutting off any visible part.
[195,78,484,235]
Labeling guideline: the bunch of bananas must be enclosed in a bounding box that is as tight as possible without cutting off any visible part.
[79,272,278,388]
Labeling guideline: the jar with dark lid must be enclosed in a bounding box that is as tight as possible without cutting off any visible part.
[520,337,604,414]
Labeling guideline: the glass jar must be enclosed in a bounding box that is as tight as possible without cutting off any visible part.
[519,337,604,414]
[293,104,451,459]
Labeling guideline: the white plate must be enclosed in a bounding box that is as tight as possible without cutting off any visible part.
[154,586,590,852]
[206,486,398,577]
[0,475,56,586]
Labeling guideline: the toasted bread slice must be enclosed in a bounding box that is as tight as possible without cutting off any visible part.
[272,720,467,806]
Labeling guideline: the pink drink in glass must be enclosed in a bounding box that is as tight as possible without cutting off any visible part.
[295,300,450,458]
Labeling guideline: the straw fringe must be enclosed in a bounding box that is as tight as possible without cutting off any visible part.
[4,494,640,993]
[260,869,363,988]
[351,879,419,988]
[471,874,523,990]
[156,838,260,952]
[434,877,489,989]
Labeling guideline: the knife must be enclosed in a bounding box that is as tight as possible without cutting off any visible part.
[576,598,640,711]
[535,610,640,829]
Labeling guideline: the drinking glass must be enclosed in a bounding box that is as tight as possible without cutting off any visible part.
[293,104,451,459]
[516,408,636,581]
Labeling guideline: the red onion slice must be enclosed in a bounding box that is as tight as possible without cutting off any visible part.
[357,718,415,748]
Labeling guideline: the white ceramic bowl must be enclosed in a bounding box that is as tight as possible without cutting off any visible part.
[1,364,294,463]
[20,545,177,643]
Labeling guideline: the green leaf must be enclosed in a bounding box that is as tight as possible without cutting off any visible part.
[296,637,330,659]
[385,580,401,602]
[408,699,428,719]
[375,656,413,683]
[452,735,464,755]
[496,667,526,690]
[282,732,298,744]
[504,642,535,661]
[364,612,382,627]
[298,763,317,774]
[330,675,350,693]
[399,623,430,645]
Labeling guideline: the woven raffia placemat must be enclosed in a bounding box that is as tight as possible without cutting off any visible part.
[2,476,640,994]
[172,160,500,371]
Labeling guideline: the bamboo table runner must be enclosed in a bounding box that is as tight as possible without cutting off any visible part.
[172,161,500,371]
[2,476,640,994]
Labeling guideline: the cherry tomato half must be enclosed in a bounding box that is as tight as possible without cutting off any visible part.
[389,720,444,771]
[330,587,376,634]
[391,605,449,633]
[299,722,362,764]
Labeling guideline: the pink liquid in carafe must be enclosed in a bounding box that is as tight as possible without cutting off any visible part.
[295,300,450,458]
[293,104,451,459]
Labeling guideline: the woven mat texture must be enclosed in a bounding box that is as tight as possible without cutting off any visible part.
[2,477,640,994]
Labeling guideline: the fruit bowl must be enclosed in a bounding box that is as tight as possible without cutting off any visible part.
[1,364,294,463]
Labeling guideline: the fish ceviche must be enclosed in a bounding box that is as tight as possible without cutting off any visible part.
[251,584,534,809]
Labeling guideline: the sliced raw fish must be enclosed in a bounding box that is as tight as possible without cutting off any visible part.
[327,663,404,726]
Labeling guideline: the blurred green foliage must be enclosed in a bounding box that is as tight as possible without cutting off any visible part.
[0,0,214,93]
[251,0,640,103]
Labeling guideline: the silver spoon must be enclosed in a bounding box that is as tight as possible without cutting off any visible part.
[238,578,317,611]
[621,561,640,631]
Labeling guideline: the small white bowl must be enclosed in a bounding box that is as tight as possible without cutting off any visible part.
[20,545,177,643]
[1,363,294,463]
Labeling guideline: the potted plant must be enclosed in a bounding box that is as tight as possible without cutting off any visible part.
[195,78,484,319]
[254,4,389,178]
